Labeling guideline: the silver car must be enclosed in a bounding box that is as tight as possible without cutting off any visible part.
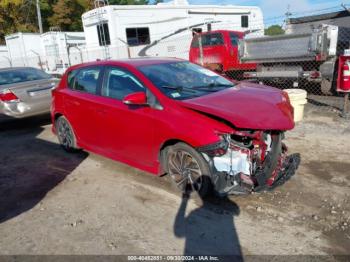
[0,67,59,118]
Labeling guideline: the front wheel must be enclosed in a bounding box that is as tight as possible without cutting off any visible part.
[163,142,212,197]
[55,116,78,152]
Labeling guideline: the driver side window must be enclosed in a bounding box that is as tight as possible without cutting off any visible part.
[102,67,145,100]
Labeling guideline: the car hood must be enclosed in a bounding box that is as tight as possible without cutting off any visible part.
[178,82,295,130]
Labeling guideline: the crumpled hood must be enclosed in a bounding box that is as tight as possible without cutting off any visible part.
[178,82,295,130]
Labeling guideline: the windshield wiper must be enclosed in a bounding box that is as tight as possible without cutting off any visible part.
[161,85,197,93]
[193,83,235,89]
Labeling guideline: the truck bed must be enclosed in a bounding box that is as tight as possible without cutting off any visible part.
[239,25,350,64]
[239,32,317,63]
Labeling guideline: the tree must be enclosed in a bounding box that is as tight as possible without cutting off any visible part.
[48,0,86,31]
[264,25,285,36]
[40,0,59,30]
[109,0,149,4]
[0,0,37,44]
[0,0,156,44]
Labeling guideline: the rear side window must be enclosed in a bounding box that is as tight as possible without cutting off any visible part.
[68,67,102,95]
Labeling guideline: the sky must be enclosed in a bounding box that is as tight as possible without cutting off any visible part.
[184,0,349,26]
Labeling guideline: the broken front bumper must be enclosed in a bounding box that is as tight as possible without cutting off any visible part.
[199,132,296,195]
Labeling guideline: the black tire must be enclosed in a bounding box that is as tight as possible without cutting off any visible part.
[55,116,78,152]
[162,142,212,197]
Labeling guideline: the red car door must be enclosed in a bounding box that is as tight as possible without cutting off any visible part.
[93,66,157,168]
[63,66,103,150]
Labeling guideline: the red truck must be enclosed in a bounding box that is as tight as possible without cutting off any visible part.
[189,30,256,77]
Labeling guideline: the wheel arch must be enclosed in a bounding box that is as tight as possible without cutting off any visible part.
[54,112,63,121]
[158,138,192,175]
[51,112,64,134]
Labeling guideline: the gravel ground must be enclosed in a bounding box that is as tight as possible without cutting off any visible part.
[0,106,349,257]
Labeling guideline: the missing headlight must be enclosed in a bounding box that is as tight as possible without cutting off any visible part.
[197,134,230,157]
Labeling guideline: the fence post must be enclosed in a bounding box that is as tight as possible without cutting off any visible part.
[199,34,203,66]
[193,31,203,66]
[341,93,350,119]
[2,56,12,67]
[30,50,43,70]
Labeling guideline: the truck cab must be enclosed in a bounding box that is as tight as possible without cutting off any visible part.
[189,30,256,76]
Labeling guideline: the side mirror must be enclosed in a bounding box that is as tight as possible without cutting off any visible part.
[122,92,148,106]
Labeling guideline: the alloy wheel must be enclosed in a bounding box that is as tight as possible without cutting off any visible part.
[57,118,74,149]
[167,149,203,193]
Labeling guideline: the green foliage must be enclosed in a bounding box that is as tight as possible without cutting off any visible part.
[48,0,86,31]
[264,25,285,36]
[109,0,149,4]
[0,0,159,44]
[0,0,37,44]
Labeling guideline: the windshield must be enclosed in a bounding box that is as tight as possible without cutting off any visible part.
[0,68,51,85]
[138,62,235,100]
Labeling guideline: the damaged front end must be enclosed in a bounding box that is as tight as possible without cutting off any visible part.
[198,130,290,195]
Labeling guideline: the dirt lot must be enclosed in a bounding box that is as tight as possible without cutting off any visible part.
[0,105,349,257]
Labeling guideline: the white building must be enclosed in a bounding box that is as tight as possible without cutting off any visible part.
[82,0,264,60]
[286,10,350,34]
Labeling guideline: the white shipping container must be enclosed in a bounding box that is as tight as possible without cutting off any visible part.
[5,33,44,68]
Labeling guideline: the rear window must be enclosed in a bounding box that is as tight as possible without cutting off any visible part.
[68,67,102,95]
[191,33,224,48]
[0,68,51,85]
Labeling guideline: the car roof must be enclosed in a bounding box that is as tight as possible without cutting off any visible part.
[197,30,245,36]
[69,57,185,71]
[0,67,40,72]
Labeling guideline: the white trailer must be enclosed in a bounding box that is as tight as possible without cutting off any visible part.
[5,33,44,69]
[0,45,11,68]
[82,0,264,61]
[41,31,86,75]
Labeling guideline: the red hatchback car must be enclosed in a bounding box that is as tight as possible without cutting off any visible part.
[51,58,294,196]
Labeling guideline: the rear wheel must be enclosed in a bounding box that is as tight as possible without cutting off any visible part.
[163,143,212,197]
[56,116,78,152]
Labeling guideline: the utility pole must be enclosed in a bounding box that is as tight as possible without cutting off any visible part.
[36,0,43,34]
[285,4,292,20]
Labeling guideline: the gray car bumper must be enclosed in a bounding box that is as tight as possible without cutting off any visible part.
[0,100,51,118]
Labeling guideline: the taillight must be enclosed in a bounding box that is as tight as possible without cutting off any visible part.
[310,71,320,79]
[0,89,19,102]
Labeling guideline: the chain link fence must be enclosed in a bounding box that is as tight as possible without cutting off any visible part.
[1,9,350,117]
